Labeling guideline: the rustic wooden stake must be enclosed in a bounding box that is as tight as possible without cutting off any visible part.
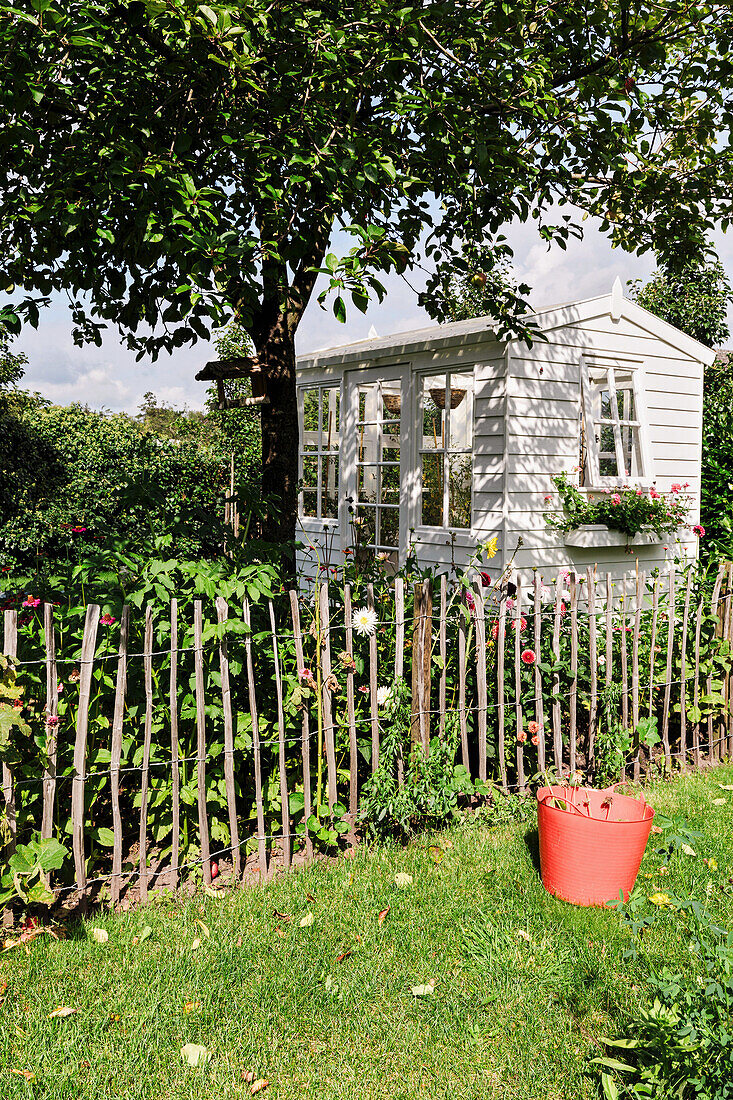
[2,610,18,861]
[41,604,58,850]
[71,604,100,895]
[497,596,508,792]
[367,583,379,768]
[693,595,703,767]
[394,578,405,787]
[169,599,180,891]
[217,597,241,877]
[458,603,469,769]
[343,585,358,817]
[268,599,290,871]
[439,575,447,738]
[138,606,154,904]
[648,575,660,718]
[661,570,676,769]
[631,571,643,781]
[243,598,267,878]
[533,574,546,773]
[586,569,597,771]
[411,580,432,752]
[514,577,525,791]
[193,601,211,886]
[679,571,693,766]
[319,583,338,806]
[708,564,725,760]
[290,590,313,856]
[551,577,562,773]
[569,575,578,777]
[110,606,129,906]
[605,574,613,690]
[475,581,488,782]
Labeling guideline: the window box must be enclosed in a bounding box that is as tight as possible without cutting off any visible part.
[563,524,664,549]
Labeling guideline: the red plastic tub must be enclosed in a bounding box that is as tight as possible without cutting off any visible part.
[537,784,655,906]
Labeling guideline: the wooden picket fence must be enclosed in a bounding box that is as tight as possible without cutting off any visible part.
[2,559,733,906]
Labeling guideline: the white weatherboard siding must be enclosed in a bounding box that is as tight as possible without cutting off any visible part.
[295,286,712,584]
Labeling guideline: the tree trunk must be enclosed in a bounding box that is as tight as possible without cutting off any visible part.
[257,316,298,558]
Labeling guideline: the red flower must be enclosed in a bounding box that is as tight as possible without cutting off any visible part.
[100,613,116,626]
[692,524,705,537]
[531,734,539,746]
[521,648,536,665]
[479,571,491,587]
[517,730,527,743]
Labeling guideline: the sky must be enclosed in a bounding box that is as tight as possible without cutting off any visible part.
[11,216,733,415]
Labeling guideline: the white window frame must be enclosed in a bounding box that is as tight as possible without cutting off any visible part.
[580,355,653,489]
[415,366,475,531]
[297,381,341,524]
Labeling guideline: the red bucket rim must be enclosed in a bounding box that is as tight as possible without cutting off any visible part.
[537,784,655,824]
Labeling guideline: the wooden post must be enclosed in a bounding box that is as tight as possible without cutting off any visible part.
[367,583,379,768]
[534,574,546,774]
[71,604,100,894]
[661,570,676,769]
[620,593,629,765]
[458,602,469,769]
[631,571,643,781]
[2,610,18,859]
[110,605,129,906]
[475,581,488,782]
[169,599,180,890]
[217,597,241,877]
[268,599,290,871]
[586,569,597,772]
[411,580,432,753]
[693,595,703,767]
[497,597,508,792]
[514,578,525,792]
[41,604,58,848]
[551,578,562,773]
[569,576,578,777]
[290,590,313,855]
[679,571,693,766]
[193,601,211,886]
[319,583,337,806]
[243,598,267,878]
[648,575,660,718]
[708,564,725,760]
[138,606,154,904]
[605,574,613,691]
[439,575,447,738]
[341,589,354,822]
[394,578,405,787]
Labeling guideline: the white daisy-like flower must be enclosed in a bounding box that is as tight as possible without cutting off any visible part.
[376,685,391,707]
[352,606,378,636]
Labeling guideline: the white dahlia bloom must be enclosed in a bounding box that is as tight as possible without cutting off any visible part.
[352,606,378,636]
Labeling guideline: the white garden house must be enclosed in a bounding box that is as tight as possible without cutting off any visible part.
[296,279,715,582]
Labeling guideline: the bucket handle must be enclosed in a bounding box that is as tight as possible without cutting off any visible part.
[538,789,592,817]
[599,781,647,808]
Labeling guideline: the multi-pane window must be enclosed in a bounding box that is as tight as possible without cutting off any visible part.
[419,371,473,528]
[581,362,649,485]
[298,385,340,520]
[354,378,402,562]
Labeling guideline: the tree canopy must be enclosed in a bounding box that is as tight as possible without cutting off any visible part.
[630,259,731,350]
[2,1,733,542]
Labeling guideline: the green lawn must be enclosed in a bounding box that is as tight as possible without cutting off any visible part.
[2,765,733,1100]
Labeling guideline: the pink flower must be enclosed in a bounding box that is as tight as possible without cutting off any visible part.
[100,613,116,626]
[300,667,316,688]
[671,483,681,493]
[692,524,705,537]
[511,617,527,632]
[683,482,690,489]
[22,595,41,608]
[531,735,539,746]
[527,720,540,735]
[506,597,515,611]
[544,495,552,503]
[649,487,660,500]
[57,683,64,694]
[636,488,643,496]
[611,493,621,505]
[71,526,87,533]
[358,685,369,694]
[465,591,476,612]
[46,715,59,728]
[521,648,536,665]
[517,730,527,743]
[492,621,500,640]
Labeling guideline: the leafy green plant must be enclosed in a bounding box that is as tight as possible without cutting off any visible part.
[0,654,29,759]
[599,885,733,1099]
[0,832,68,907]
[545,472,692,540]
[360,684,475,841]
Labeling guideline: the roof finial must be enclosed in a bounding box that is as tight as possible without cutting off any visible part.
[611,276,624,322]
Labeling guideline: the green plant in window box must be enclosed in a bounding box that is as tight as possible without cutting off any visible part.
[544,472,693,539]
